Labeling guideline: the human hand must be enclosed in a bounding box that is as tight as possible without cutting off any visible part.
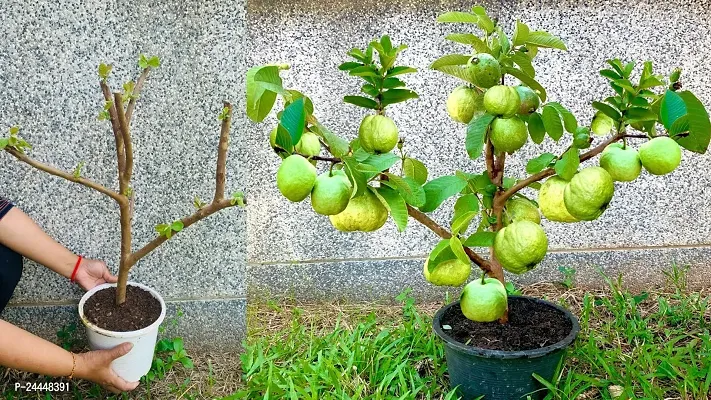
[74,343,139,393]
[74,258,118,291]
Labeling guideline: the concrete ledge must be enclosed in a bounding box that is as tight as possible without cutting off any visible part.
[1,298,246,352]
[247,245,711,302]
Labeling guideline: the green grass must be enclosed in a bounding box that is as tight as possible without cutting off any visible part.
[235,265,711,400]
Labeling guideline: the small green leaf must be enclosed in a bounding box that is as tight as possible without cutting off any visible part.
[386,66,418,77]
[343,157,368,197]
[512,20,530,46]
[72,161,85,179]
[383,173,426,207]
[599,69,621,80]
[147,56,160,68]
[471,6,495,34]
[660,90,686,130]
[98,63,113,80]
[344,96,379,110]
[420,175,468,212]
[504,67,547,102]
[360,152,400,172]
[591,101,622,121]
[377,186,408,232]
[445,34,490,54]
[554,148,579,181]
[528,112,546,143]
[511,52,535,78]
[171,220,184,232]
[361,84,379,97]
[274,125,293,153]
[402,158,428,185]
[280,98,306,146]
[380,89,419,106]
[625,107,658,124]
[382,77,406,89]
[541,105,564,141]
[230,192,246,207]
[449,236,470,265]
[0,138,8,150]
[436,11,479,24]
[452,194,479,235]
[547,102,577,133]
[463,231,496,247]
[525,31,567,51]
[245,65,284,123]
[526,153,556,174]
[339,62,362,71]
[427,239,456,272]
[430,54,474,69]
[349,65,379,77]
[676,91,711,153]
[431,65,478,85]
[466,114,495,159]
[310,122,350,158]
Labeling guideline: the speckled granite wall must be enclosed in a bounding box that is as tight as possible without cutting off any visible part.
[245,0,711,301]
[0,0,247,349]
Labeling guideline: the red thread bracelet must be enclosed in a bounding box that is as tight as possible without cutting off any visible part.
[70,256,82,283]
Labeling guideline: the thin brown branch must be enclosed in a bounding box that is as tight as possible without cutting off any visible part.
[127,198,236,267]
[113,93,134,192]
[406,205,492,273]
[485,140,495,181]
[5,148,124,203]
[214,102,233,201]
[125,67,150,124]
[116,202,133,305]
[497,133,625,205]
[309,154,341,163]
[100,81,126,192]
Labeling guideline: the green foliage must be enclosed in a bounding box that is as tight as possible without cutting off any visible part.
[144,309,194,384]
[233,292,457,399]
[231,191,246,207]
[554,148,579,181]
[341,36,419,112]
[466,113,495,159]
[0,126,32,153]
[558,266,576,289]
[97,101,112,121]
[245,65,287,123]
[98,63,113,81]
[155,219,185,239]
[73,161,85,179]
[56,323,80,351]
[193,195,206,209]
[420,175,468,212]
[138,54,161,69]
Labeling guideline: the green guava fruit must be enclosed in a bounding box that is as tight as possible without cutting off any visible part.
[599,143,642,182]
[573,127,592,149]
[423,258,471,287]
[276,155,317,202]
[329,189,388,232]
[515,86,540,115]
[504,198,541,226]
[563,167,615,221]
[295,131,321,156]
[446,86,483,124]
[467,53,502,89]
[310,171,352,216]
[460,278,508,322]
[358,115,399,154]
[483,85,521,118]
[490,117,528,153]
[638,136,682,175]
[493,220,549,274]
[538,176,579,223]
[591,112,614,136]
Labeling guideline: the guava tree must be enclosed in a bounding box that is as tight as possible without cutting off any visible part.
[246,6,710,322]
[1,56,245,305]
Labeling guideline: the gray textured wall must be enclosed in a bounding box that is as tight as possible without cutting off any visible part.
[0,0,247,349]
[245,0,711,301]
[2,0,711,347]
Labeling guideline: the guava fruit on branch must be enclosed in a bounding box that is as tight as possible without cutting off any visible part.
[245,5,710,323]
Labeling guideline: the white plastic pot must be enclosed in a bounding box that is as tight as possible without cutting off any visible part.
[78,282,166,382]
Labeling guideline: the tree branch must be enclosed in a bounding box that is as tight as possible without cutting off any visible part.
[406,205,492,273]
[113,93,134,192]
[125,67,150,124]
[497,133,625,204]
[128,198,236,267]
[214,102,232,201]
[4,148,124,203]
[100,81,126,192]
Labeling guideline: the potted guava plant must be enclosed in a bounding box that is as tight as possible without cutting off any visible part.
[1,55,245,382]
[245,5,710,399]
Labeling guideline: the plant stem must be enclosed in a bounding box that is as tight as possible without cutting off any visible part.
[125,67,150,124]
[100,81,126,193]
[214,102,232,201]
[406,205,493,273]
[113,93,134,193]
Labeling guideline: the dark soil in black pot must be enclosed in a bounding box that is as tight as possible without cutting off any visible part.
[439,296,573,351]
[84,285,161,332]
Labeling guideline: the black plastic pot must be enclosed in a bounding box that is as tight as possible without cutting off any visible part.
[433,296,580,400]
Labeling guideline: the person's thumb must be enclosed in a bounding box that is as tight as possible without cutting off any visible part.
[104,270,119,283]
[107,342,134,361]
